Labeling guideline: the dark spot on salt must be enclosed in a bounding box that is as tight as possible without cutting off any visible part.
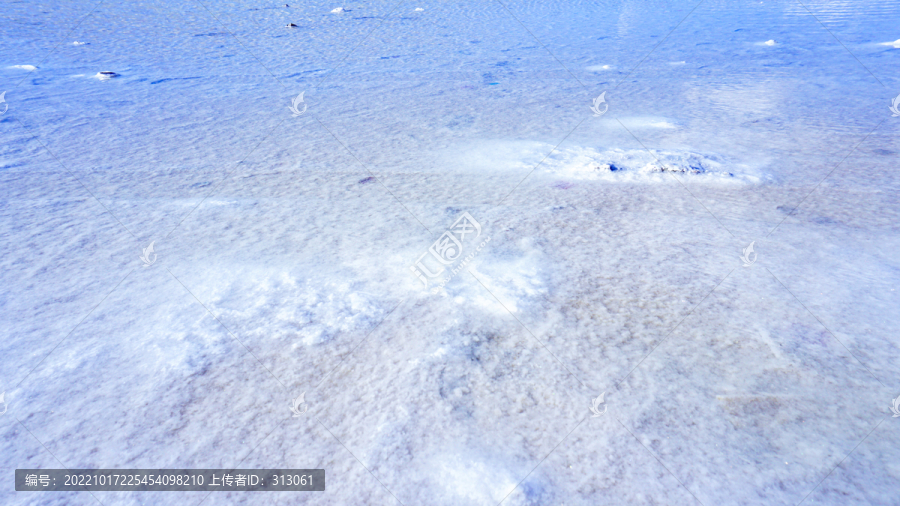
[873,149,894,156]
[286,23,297,27]
[151,77,201,85]
[358,176,375,184]
[652,164,704,174]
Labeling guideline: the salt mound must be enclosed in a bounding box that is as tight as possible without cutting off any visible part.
[331,7,344,13]
[95,71,119,80]
[10,65,37,71]
[542,146,764,184]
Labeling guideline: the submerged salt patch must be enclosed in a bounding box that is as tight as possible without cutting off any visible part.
[614,116,678,130]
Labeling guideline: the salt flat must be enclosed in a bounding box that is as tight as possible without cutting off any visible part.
[1,1,899,505]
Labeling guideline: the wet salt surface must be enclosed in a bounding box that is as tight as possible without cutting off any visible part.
[1,1,899,505]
